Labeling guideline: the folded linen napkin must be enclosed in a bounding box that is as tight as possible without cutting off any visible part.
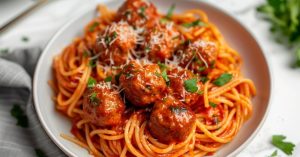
[0,48,65,157]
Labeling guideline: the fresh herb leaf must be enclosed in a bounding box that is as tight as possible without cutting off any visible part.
[83,50,89,57]
[295,48,300,67]
[115,73,121,84]
[89,60,97,68]
[166,4,176,19]
[200,76,209,83]
[21,36,29,42]
[209,102,217,108]
[197,90,204,95]
[87,77,96,88]
[182,20,206,28]
[139,6,146,18]
[90,92,99,106]
[272,135,295,155]
[184,78,198,93]
[104,76,112,82]
[0,48,9,54]
[269,150,278,157]
[257,0,300,67]
[10,104,28,128]
[89,22,99,32]
[145,46,151,53]
[198,66,206,72]
[35,148,48,157]
[161,70,169,83]
[169,106,187,114]
[213,73,232,86]
[160,18,169,24]
[124,10,131,17]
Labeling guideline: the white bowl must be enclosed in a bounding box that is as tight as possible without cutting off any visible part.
[33,0,272,156]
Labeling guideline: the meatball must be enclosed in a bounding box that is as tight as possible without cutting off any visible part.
[148,96,196,143]
[116,0,159,28]
[119,61,167,107]
[177,40,217,74]
[82,82,125,127]
[142,23,181,62]
[168,68,203,106]
[96,21,137,66]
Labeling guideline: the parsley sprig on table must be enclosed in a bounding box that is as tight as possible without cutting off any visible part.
[257,0,300,67]
[271,135,295,155]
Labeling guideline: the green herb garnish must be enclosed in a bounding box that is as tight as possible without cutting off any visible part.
[209,102,217,108]
[10,104,28,128]
[166,4,176,19]
[213,73,232,86]
[83,50,89,57]
[87,77,96,88]
[139,6,146,18]
[89,60,97,68]
[272,135,295,155]
[104,76,112,82]
[35,148,48,157]
[269,150,278,157]
[198,66,206,72]
[200,76,209,83]
[21,36,29,42]
[184,78,198,93]
[182,20,206,28]
[257,0,300,67]
[157,62,169,85]
[89,22,99,32]
[90,92,99,106]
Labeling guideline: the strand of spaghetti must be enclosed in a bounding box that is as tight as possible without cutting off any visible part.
[208,79,255,99]
[108,140,119,155]
[139,122,157,156]
[67,67,92,116]
[100,138,114,157]
[196,108,235,138]
[204,80,210,108]
[134,119,153,156]
[212,97,234,107]
[60,134,89,149]
[76,119,90,129]
[194,144,221,152]
[84,124,102,157]
[120,146,128,157]
[124,116,144,157]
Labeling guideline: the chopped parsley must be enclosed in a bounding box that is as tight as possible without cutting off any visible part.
[10,104,28,128]
[89,22,99,32]
[104,76,112,82]
[197,90,204,95]
[200,76,209,83]
[184,78,198,93]
[139,6,146,18]
[157,62,169,85]
[87,77,97,88]
[166,4,176,19]
[182,19,206,28]
[89,59,97,68]
[145,46,151,53]
[90,92,100,106]
[21,36,29,42]
[209,102,217,108]
[115,73,121,84]
[213,73,232,86]
[169,106,187,114]
[269,150,277,157]
[198,66,206,72]
[83,50,89,57]
[124,10,131,17]
[104,31,118,45]
[35,148,48,157]
[272,135,295,155]
[160,18,169,24]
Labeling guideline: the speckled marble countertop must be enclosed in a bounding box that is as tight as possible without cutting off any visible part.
[0,0,299,156]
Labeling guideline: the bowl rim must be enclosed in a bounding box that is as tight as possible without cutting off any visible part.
[33,0,273,156]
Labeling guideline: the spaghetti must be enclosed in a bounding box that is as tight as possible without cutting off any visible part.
[50,0,256,156]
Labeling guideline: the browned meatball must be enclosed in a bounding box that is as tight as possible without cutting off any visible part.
[168,68,203,106]
[82,82,125,127]
[177,40,217,74]
[116,0,159,28]
[119,61,167,107]
[96,21,137,66]
[148,96,196,143]
[142,23,181,62]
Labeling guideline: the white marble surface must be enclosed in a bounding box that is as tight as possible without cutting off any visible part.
[0,0,300,156]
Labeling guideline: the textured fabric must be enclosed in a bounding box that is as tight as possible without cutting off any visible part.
[0,48,65,157]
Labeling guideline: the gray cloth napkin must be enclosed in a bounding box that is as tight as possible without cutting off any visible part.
[0,48,65,157]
